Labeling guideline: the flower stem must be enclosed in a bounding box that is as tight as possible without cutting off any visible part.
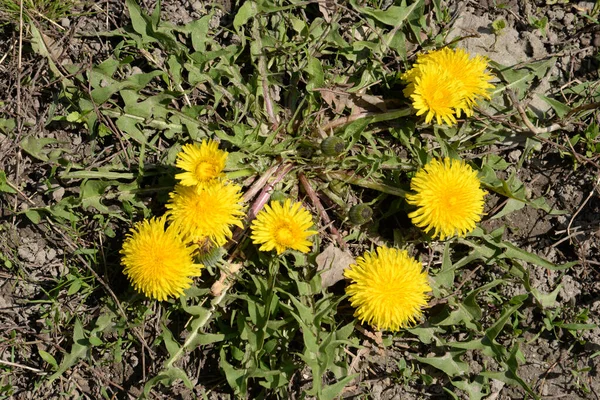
[325,171,409,198]
[318,107,412,133]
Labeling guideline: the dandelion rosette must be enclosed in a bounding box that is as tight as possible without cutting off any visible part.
[175,139,228,188]
[402,47,494,125]
[166,181,244,246]
[406,158,486,240]
[120,216,202,301]
[251,199,318,255]
[344,246,431,331]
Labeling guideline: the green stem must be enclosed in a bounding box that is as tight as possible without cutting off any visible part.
[325,171,409,197]
[164,287,229,369]
[319,107,412,133]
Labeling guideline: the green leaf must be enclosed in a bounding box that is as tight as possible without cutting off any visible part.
[320,374,358,400]
[538,95,570,118]
[555,322,597,331]
[491,198,525,219]
[48,318,89,383]
[234,0,257,32]
[161,325,181,359]
[350,0,423,27]
[0,171,16,194]
[480,370,538,399]
[414,350,469,377]
[142,367,192,398]
[38,350,58,370]
[530,284,561,308]
[20,137,60,162]
[25,209,42,224]
[451,378,487,400]
[219,348,248,395]
[186,16,212,52]
[485,300,524,341]
[61,170,135,180]
[80,180,112,213]
[116,115,147,144]
[125,0,152,42]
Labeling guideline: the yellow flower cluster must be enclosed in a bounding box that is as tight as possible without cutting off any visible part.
[121,140,320,300]
[347,49,492,331]
[117,48,492,337]
[120,139,244,301]
[346,157,486,331]
[402,47,494,125]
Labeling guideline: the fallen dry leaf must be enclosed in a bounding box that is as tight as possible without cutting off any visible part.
[315,244,355,288]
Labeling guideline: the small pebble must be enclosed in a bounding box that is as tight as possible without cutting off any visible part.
[191,1,204,12]
[46,248,57,261]
[593,32,600,48]
[580,34,592,47]
[508,149,522,163]
[60,18,70,28]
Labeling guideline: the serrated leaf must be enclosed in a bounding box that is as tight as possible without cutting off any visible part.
[480,370,537,399]
[80,180,112,213]
[20,137,60,162]
[187,15,212,52]
[350,0,422,27]
[491,198,525,219]
[161,325,181,359]
[485,301,524,341]
[116,115,147,144]
[48,318,89,383]
[451,378,487,400]
[414,350,469,377]
[219,348,247,395]
[320,374,358,400]
[0,171,16,194]
[142,367,192,397]
[530,284,561,308]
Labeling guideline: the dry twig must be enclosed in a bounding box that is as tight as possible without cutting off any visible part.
[298,172,346,250]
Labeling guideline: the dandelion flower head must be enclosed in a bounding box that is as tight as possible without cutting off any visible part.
[251,199,318,255]
[175,139,228,188]
[406,158,486,240]
[344,246,431,331]
[166,181,244,246]
[402,47,494,125]
[120,216,202,301]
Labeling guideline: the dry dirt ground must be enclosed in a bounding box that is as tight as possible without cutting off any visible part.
[1,0,599,399]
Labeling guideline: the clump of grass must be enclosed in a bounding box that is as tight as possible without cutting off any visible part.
[0,0,77,27]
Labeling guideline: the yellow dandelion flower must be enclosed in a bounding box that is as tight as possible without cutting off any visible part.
[166,181,244,246]
[406,158,487,240]
[251,199,318,255]
[402,47,494,124]
[120,217,202,301]
[175,140,228,188]
[404,63,465,125]
[344,246,431,331]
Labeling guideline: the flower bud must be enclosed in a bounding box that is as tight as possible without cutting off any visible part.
[320,136,345,156]
[348,204,373,225]
[270,191,287,203]
[196,245,225,267]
